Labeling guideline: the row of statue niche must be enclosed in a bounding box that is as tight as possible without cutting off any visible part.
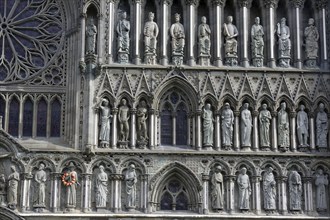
[203,102,328,151]
[0,162,138,211]
[84,11,319,68]
[211,165,329,212]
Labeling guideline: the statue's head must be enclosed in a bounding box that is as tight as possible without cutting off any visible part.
[215,165,222,172]
[99,165,105,171]
[308,18,314,26]
[10,165,16,172]
[122,12,127,19]
[174,13,181,22]
[318,169,324,175]
[262,103,268,110]
[140,100,146,107]
[227,16,233,23]
[255,17,260,25]
[300,104,305,111]
[241,167,247,174]
[224,102,230,109]
[129,163,136,171]
[280,102,286,110]
[267,166,273,173]
[103,99,109,106]
[319,103,325,112]
[243,103,249,109]
[39,163,45,170]
[148,12,154,21]
[121,98,127,105]
[205,103,211,110]
[281,18,286,26]
[201,16,207,24]
[68,162,75,171]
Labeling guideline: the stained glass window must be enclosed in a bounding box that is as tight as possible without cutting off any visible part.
[23,98,33,137]
[176,103,187,145]
[8,97,19,136]
[160,179,188,211]
[161,104,172,145]
[50,98,61,137]
[37,98,47,137]
[160,191,172,210]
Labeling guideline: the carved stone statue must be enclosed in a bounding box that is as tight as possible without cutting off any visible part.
[315,169,328,211]
[263,167,276,211]
[278,102,290,151]
[237,167,251,211]
[0,174,6,206]
[277,18,291,67]
[297,105,309,148]
[251,17,264,67]
[86,17,97,54]
[98,99,112,148]
[259,104,272,148]
[198,16,211,65]
[203,103,214,147]
[241,103,252,148]
[211,165,224,211]
[316,103,328,148]
[117,12,130,63]
[137,100,148,143]
[125,164,137,210]
[34,163,47,208]
[144,12,159,64]
[221,103,234,148]
[289,170,302,211]
[66,162,78,209]
[223,16,238,66]
[118,98,130,143]
[7,166,19,210]
[96,165,108,208]
[170,13,185,65]
[304,18,319,68]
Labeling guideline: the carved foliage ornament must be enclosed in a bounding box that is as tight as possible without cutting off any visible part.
[212,0,226,6]
[315,0,328,9]
[239,0,252,8]
[185,0,199,6]
[289,0,305,8]
[263,0,279,8]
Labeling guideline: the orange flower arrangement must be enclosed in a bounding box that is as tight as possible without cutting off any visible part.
[61,172,76,186]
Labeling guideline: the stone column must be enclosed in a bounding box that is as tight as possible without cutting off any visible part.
[160,0,172,65]
[234,111,240,151]
[211,0,225,66]
[21,173,33,212]
[110,174,123,213]
[290,0,304,69]
[315,0,328,69]
[149,109,155,149]
[308,112,315,151]
[252,176,261,214]
[264,0,279,68]
[239,0,252,67]
[18,98,23,138]
[82,173,92,212]
[132,0,142,64]
[50,173,61,212]
[290,112,297,152]
[271,111,278,151]
[187,114,192,146]
[172,112,177,146]
[186,0,199,66]
[252,110,259,151]
[130,108,136,149]
[226,175,236,214]
[80,13,86,61]
[155,111,159,147]
[328,113,330,150]
[111,108,118,149]
[215,111,221,151]
[140,174,149,213]
[303,176,313,214]
[202,174,210,214]
[0,116,2,130]
[277,176,288,215]
[196,110,202,150]
[97,13,104,63]
[106,0,117,64]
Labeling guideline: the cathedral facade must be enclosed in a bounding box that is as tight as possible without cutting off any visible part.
[0,0,330,219]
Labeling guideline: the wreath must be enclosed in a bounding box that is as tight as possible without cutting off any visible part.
[61,172,76,186]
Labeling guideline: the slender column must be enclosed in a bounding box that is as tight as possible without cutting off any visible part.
[82,173,92,212]
[239,0,252,67]
[155,111,159,147]
[51,173,61,212]
[18,97,23,138]
[315,0,328,69]
[215,111,221,151]
[110,174,123,213]
[211,0,225,66]
[308,112,315,151]
[149,109,155,149]
[4,98,9,132]
[187,114,191,146]
[233,111,240,151]
[328,113,330,150]
[130,108,136,149]
[290,0,304,68]
[140,174,148,213]
[107,1,116,64]
[32,101,37,138]
[252,176,261,214]
[226,175,236,214]
[186,0,198,66]
[192,113,196,147]
[264,0,279,68]
[271,111,278,151]
[97,13,103,63]
[46,100,51,138]
[172,112,176,146]
[277,176,288,215]
[0,116,2,130]
[132,0,142,64]
[196,110,202,150]
[202,174,210,214]
[160,0,172,65]
[303,177,313,214]
[290,112,297,152]
[80,13,86,61]
[252,110,259,151]
[111,108,118,149]
[21,173,33,212]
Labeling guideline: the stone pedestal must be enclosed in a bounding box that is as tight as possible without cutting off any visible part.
[202,144,213,151]
[305,58,317,68]
[225,55,238,66]
[118,141,129,149]
[33,205,46,213]
[118,51,129,64]
[172,54,183,66]
[260,145,271,151]
[278,56,290,68]
[252,57,263,67]
[137,139,148,149]
[198,55,210,66]
[145,53,156,65]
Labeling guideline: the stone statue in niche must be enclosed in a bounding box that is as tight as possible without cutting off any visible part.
[237,167,251,211]
[277,102,290,151]
[289,170,302,211]
[316,103,328,149]
[117,11,130,63]
[221,103,234,149]
[262,167,276,211]
[203,103,214,147]
[315,169,328,211]
[211,165,224,211]
[86,17,97,54]
[137,100,148,149]
[7,165,19,210]
[118,98,130,148]
[251,17,264,67]
[198,16,211,66]
[241,103,252,148]
[34,163,47,211]
[125,164,137,210]
[170,13,185,66]
[95,165,108,209]
[0,174,6,206]
[297,105,309,148]
[98,98,112,148]
[259,104,272,148]
[304,18,319,68]
[277,18,291,67]
[66,162,78,209]
[144,12,159,65]
[223,16,238,66]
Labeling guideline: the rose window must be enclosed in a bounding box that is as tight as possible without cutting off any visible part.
[0,0,64,84]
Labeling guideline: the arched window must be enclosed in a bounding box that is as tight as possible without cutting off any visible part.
[160,179,188,211]
[37,98,47,137]
[50,98,61,137]
[0,97,5,129]
[161,103,172,145]
[8,97,19,136]
[23,98,33,137]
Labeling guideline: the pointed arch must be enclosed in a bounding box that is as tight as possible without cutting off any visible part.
[27,157,56,173]
[58,158,87,173]
[206,159,231,175]
[260,160,283,177]
[238,94,257,111]
[294,95,312,111]
[201,93,218,109]
[98,91,116,107]
[22,97,33,137]
[116,91,134,107]
[234,159,257,176]
[135,92,152,108]
[286,161,309,177]
[275,95,294,111]
[88,156,116,173]
[257,94,275,111]
[313,96,329,113]
[218,94,237,111]
[118,156,146,174]
[8,96,20,136]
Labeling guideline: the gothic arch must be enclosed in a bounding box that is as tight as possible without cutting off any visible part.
[83,1,100,15]
[27,157,56,173]
[310,161,330,173]
[88,156,116,173]
[260,160,283,176]
[206,160,231,175]
[294,96,312,111]
[116,92,134,107]
[275,95,294,111]
[201,94,218,109]
[238,95,256,110]
[286,161,309,177]
[58,157,87,173]
[0,206,25,220]
[234,160,257,176]
[0,130,28,154]
[256,95,275,111]
[135,92,152,108]
[118,156,146,174]
[313,96,329,112]
[98,91,116,107]
[218,94,237,110]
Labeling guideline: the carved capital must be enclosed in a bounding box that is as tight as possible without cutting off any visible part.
[149,109,155,115]
[110,173,124,180]
[82,173,92,180]
[302,176,313,183]
[308,112,315,118]
[290,112,297,118]
[23,173,33,179]
[263,0,279,8]
[276,176,287,182]
[202,174,210,181]
[239,0,252,8]
[195,110,202,116]
[252,175,262,182]
[271,111,278,117]
[130,0,144,4]
[290,0,305,8]
[252,110,259,117]
[80,13,87,19]
[130,108,137,114]
[107,0,119,3]
[111,108,118,114]
[315,0,328,9]
[225,175,236,181]
[234,111,240,117]
[160,0,173,6]
[185,0,199,6]
[212,0,225,6]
